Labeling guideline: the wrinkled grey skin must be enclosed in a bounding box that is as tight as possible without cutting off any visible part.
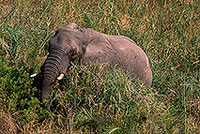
[36,23,152,109]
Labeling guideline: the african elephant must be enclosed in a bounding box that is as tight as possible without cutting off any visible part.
[31,23,152,109]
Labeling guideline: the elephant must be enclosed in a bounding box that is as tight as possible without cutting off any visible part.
[30,23,152,109]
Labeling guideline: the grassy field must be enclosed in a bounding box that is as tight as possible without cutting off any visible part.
[0,0,199,133]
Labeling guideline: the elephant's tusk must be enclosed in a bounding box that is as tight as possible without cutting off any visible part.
[57,74,64,80]
[30,70,41,78]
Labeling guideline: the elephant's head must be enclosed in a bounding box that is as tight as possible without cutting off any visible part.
[31,23,88,109]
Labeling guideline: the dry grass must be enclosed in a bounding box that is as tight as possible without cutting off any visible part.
[0,108,18,134]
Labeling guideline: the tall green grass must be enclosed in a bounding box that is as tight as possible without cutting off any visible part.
[0,0,199,133]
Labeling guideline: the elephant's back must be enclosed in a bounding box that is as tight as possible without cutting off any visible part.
[107,35,149,67]
[107,35,152,87]
[82,31,152,87]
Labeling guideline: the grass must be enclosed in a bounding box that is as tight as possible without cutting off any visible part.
[0,0,199,133]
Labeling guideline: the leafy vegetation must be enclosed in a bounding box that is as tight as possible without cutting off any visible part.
[0,0,199,133]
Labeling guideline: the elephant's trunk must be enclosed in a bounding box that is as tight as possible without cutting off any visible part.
[41,50,70,106]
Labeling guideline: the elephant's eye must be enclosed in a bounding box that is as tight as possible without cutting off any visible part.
[68,50,78,60]
[78,28,83,33]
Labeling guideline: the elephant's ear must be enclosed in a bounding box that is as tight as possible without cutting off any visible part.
[65,23,79,29]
